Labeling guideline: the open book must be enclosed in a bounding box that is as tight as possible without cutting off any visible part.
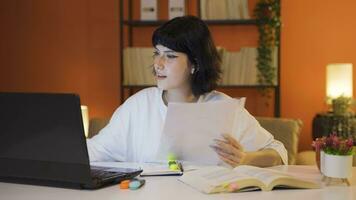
[179,165,320,194]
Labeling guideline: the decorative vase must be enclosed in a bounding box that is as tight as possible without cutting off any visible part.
[320,151,353,186]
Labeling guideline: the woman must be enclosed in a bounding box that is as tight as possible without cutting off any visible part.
[87,16,287,167]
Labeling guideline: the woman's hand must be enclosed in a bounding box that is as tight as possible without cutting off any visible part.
[211,133,283,167]
[210,133,246,167]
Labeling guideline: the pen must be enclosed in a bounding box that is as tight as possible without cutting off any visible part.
[178,162,184,173]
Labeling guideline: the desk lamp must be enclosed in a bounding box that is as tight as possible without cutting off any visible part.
[312,63,354,140]
[326,63,353,114]
[81,105,89,138]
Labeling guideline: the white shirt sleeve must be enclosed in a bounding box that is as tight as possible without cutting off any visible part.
[86,100,132,162]
[233,108,288,165]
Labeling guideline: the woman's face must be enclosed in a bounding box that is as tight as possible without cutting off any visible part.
[153,44,192,91]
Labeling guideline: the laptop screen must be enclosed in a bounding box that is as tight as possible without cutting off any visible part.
[0,92,91,184]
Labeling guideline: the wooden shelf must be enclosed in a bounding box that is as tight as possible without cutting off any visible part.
[217,85,277,88]
[122,85,277,89]
[203,19,258,25]
[123,19,258,27]
[123,20,166,26]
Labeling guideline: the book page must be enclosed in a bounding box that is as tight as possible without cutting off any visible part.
[179,166,255,193]
[233,165,291,186]
[268,165,323,183]
[198,166,251,186]
[233,165,321,190]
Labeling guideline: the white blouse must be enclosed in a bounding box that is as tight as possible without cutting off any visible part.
[87,87,288,164]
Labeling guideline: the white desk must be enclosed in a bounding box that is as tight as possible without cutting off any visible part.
[1,165,356,200]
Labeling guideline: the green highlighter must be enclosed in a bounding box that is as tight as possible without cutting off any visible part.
[167,153,179,171]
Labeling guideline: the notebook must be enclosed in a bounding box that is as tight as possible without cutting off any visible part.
[0,92,142,189]
[140,162,183,176]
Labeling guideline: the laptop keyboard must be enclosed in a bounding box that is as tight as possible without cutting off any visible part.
[90,166,143,181]
[80,166,142,188]
[90,166,125,181]
[91,169,119,179]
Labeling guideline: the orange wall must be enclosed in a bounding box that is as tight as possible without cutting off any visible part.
[281,0,356,151]
[0,0,120,118]
[1,0,356,151]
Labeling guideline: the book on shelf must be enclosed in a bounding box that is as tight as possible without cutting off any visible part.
[226,0,238,19]
[168,0,185,19]
[241,47,258,85]
[123,47,155,85]
[200,0,250,20]
[140,0,157,21]
[179,165,320,194]
[218,47,230,85]
[122,46,275,86]
[239,0,250,19]
[228,51,241,85]
[218,47,260,85]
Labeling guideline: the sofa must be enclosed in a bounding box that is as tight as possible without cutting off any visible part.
[89,116,308,165]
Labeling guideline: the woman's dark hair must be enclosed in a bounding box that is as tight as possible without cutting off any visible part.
[152,15,221,96]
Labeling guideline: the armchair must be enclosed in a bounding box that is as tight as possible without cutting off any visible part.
[256,117,302,165]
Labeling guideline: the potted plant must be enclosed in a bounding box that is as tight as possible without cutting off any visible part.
[253,0,280,102]
[331,95,353,116]
[254,0,280,87]
[313,133,354,185]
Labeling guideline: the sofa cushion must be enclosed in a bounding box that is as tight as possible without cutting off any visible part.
[88,118,110,138]
[256,117,302,165]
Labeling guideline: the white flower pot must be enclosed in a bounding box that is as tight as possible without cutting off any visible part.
[320,151,325,174]
[320,151,353,178]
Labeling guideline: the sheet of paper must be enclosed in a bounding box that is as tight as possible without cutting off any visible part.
[156,98,245,165]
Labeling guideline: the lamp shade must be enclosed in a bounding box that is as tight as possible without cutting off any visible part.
[326,63,353,99]
[81,105,89,138]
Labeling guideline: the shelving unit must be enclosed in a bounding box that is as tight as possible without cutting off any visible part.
[123,19,259,26]
[119,0,280,117]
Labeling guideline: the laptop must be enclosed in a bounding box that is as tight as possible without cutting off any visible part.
[0,92,142,189]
